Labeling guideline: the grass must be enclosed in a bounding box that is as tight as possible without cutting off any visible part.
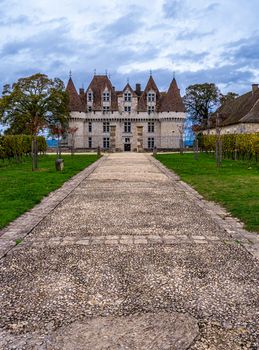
[156,153,259,232]
[0,154,99,229]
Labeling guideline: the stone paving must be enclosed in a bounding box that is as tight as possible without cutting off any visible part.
[0,153,258,349]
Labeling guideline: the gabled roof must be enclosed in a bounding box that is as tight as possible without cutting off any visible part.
[240,96,259,123]
[86,75,117,110]
[66,78,84,112]
[122,83,137,96]
[160,78,185,112]
[138,76,161,111]
[211,88,259,127]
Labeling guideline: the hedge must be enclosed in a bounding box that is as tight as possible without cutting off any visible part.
[0,135,47,160]
[202,133,259,161]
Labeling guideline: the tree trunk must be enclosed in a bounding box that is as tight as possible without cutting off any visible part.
[32,136,38,171]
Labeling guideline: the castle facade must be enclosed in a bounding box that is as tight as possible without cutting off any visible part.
[66,73,186,151]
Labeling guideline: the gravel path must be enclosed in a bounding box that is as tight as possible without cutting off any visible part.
[0,153,258,349]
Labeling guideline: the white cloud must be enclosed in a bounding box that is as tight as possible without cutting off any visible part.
[0,0,259,94]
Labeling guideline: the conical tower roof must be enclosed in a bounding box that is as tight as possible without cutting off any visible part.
[160,78,185,112]
[66,77,84,112]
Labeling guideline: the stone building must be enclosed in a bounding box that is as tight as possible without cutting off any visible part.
[66,73,186,151]
[206,84,259,135]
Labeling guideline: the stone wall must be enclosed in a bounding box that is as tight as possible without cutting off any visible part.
[68,111,185,151]
[205,123,259,135]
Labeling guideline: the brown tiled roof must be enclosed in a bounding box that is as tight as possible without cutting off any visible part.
[66,78,84,112]
[86,75,118,111]
[210,88,259,127]
[160,78,185,112]
[67,74,186,114]
[138,76,161,111]
[240,97,259,123]
[122,83,137,97]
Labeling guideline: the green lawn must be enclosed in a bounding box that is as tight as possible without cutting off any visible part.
[156,153,259,232]
[0,154,99,229]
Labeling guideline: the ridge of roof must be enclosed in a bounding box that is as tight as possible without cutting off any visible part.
[219,90,259,126]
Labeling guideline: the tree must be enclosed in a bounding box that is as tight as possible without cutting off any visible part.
[0,73,69,170]
[219,92,239,106]
[184,83,220,126]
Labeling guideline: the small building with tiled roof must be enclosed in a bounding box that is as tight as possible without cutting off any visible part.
[206,84,259,135]
[66,72,186,151]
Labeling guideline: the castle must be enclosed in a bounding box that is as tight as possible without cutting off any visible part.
[66,73,186,152]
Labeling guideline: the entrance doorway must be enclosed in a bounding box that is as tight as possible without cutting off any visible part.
[124,143,131,151]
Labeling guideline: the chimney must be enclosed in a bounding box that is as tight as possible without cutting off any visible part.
[79,88,84,95]
[135,83,141,95]
[252,84,259,94]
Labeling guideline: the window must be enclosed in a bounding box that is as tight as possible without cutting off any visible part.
[148,121,155,133]
[88,106,92,112]
[103,137,110,149]
[124,106,131,113]
[148,92,156,102]
[124,92,131,102]
[88,137,92,148]
[103,106,110,113]
[88,92,93,102]
[103,121,110,133]
[124,121,131,133]
[148,105,155,114]
[103,91,110,102]
[148,137,155,149]
[88,122,92,133]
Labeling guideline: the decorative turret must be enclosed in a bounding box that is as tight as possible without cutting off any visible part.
[66,77,84,112]
[160,78,185,112]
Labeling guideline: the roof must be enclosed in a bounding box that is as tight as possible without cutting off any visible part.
[86,75,118,111]
[211,88,259,127]
[138,76,161,111]
[160,78,185,112]
[66,74,185,113]
[122,83,137,97]
[66,78,84,112]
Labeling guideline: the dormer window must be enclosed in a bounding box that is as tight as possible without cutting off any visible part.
[103,91,110,102]
[147,92,156,102]
[88,91,93,102]
[124,92,131,102]
[148,105,155,114]
[124,106,131,113]
[103,106,110,113]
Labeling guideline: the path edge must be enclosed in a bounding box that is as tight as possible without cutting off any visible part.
[0,155,107,259]
[148,154,259,260]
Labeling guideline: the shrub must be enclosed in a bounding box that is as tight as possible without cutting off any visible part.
[0,135,47,161]
[202,133,259,161]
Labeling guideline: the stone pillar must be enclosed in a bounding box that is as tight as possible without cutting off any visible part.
[110,125,116,152]
[136,126,144,152]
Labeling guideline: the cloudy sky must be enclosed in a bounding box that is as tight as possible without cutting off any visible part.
[0,0,259,95]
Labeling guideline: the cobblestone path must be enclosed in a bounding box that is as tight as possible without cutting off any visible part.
[0,153,258,349]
